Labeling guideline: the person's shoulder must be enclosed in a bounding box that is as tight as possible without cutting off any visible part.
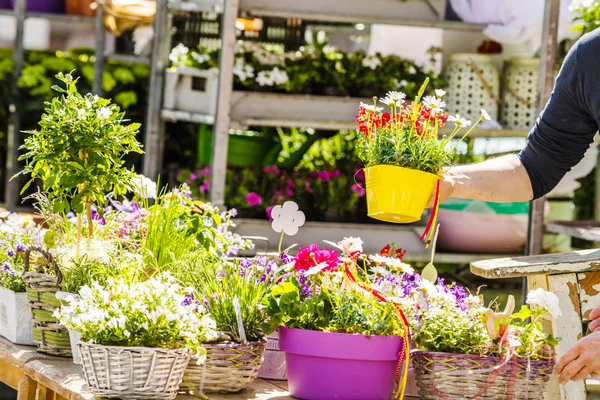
[574,29,600,62]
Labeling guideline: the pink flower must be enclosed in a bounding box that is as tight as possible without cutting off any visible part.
[332,170,341,178]
[201,167,211,177]
[200,180,210,194]
[352,184,366,197]
[285,188,294,197]
[286,179,294,187]
[264,165,281,175]
[304,181,313,193]
[246,192,262,206]
[266,205,275,221]
[190,173,198,181]
[294,244,339,272]
[317,171,331,182]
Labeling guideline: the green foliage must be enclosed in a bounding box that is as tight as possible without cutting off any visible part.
[570,0,600,35]
[18,73,143,226]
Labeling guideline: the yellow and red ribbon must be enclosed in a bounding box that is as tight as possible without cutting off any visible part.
[345,265,411,400]
[420,180,441,248]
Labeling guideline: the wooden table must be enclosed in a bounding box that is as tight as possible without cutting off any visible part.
[0,338,291,400]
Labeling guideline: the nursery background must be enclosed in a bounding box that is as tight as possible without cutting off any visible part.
[0,0,600,399]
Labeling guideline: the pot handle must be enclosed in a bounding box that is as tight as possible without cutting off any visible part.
[23,245,63,286]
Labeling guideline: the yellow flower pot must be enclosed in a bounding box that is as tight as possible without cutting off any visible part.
[365,165,440,224]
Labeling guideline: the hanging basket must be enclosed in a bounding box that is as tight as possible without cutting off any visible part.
[22,246,72,357]
[78,342,190,400]
[365,165,440,224]
[412,351,554,399]
[181,341,266,394]
[500,58,539,131]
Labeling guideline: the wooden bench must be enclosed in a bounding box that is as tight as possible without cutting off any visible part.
[0,337,291,400]
[471,249,600,400]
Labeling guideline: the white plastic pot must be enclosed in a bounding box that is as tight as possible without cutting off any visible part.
[0,288,35,345]
[163,67,219,115]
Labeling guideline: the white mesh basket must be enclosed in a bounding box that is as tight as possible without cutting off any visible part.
[500,58,539,130]
[444,54,499,122]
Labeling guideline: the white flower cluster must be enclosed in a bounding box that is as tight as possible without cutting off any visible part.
[369,254,414,274]
[256,67,289,87]
[362,56,381,70]
[233,58,255,82]
[526,288,562,319]
[56,273,218,361]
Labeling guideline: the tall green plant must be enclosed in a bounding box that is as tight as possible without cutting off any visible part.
[17,72,143,241]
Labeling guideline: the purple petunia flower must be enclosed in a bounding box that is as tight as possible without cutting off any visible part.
[1,262,16,277]
[15,243,25,253]
[6,249,15,257]
[246,192,262,207]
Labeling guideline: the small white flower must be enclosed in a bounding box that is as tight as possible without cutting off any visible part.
[435,89,446,98]
[400,80,408,87]
[191,52,211,64]
[362,56,381,70]
[305,262,328,276]
[386,91,406,103]
[96,107,112,121]
[270,67,289,85]
[419,279,437,295]
[526,288,562,318]
[448,114,472,128]
[408,66,417,74]
[271,201,305,236]
[123,330,131,338]
[169,43,189,64]
[132,174,157,199]
[380,97,396,108]
[77,109,87,120]
[256,70,274,86]
[422,96,446,114]
[338,237,363,256]
[233,58,255,81]
[359,102,383,113]
[370,266,391,277]
[481,109,491,121]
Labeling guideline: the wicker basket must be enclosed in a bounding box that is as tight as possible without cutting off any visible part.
[181,341,266,394]
[500,58,539,131]
[78,342,190,400]
[412,350,554,399]
[22,246,72,357]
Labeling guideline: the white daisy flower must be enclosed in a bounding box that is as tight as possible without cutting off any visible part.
[481,109,491,121]
[359,102,383,113]
[386,91,406,103]
[448,114,472,128]
[380,97,397,107]
[435,89,446,98]
[422,95,446,113]
[370,266,391,277]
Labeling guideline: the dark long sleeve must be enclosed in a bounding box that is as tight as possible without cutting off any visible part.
[518,32,599,199]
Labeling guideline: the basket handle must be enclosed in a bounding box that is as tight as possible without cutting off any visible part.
[23,245,63,286]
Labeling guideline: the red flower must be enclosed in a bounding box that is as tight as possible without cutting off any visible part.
[381,112,391,126]
[395,248,406,261]
[295,244,340,272]
[380,244,392,257]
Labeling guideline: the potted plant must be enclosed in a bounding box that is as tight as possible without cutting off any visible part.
[406,282,560,399]
[18,71,143,245]
[0,214,41,345]
[56,273,218,400]
[263,238,413,400]
[355,80,487,227]
[180,255,277,395]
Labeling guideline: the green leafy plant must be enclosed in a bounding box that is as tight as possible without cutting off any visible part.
[17,72,143,241]
[570,0,600,35]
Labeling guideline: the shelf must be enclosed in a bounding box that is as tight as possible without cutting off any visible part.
[107,54,151,65]
[0,10,95,23]
[239,0,484,31]
[169,0,224,13]
[162,109,215,124]
[546,220,600,242]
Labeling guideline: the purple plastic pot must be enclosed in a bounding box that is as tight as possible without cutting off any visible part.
[279,327,404,400]
[10,0,64,13]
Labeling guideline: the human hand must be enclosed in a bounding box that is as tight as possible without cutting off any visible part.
[588,305,600,332]
[553,332,600,383]
[426,174,455,209]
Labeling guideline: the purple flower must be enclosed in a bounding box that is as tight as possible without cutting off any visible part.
[317,171,331,182]
[332,170,341,178]
[1,262,15,277]
[285,188,294,197]
[6,249,15,257]
[280,253,292,264]
[297,272,313,298]
[201,166,211,177]
[246,192,262,206]
[266,205,275,221]
[190,173,198,181]
[15,243,25,253]
[230,208,238,217]
[91,208,106,225]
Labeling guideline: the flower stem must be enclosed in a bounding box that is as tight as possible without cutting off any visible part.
[278,231,285,254]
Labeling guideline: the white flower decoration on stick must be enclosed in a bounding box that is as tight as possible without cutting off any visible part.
[526,288,562,318]
[271,201,305,236]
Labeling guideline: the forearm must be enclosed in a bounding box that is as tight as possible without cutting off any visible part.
[447,155,533,203]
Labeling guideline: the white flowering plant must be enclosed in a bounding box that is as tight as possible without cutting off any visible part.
[56,273,218,361]
[355,79,488,175]
[18,72,143,240]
